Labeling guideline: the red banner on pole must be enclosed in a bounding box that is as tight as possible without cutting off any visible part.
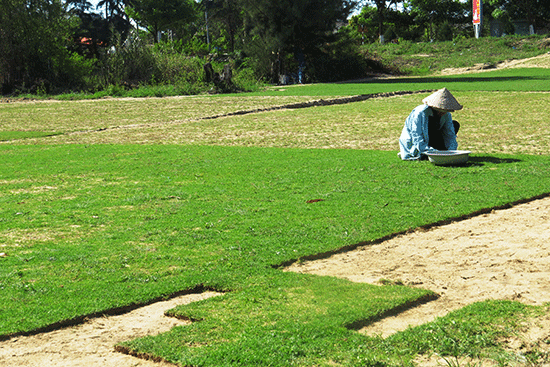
[473,0,482,24]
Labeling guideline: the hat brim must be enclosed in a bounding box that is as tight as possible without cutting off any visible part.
[422,88,463,111]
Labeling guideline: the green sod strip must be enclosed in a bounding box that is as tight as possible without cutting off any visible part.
[117,271,434,366]
[118,287,546,366]
[1,144,549,338]
[385,300,537,360]
[256,68,550,97]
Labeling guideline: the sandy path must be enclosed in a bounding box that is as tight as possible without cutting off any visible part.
[439,51,550,75]
[286,196,550,338]
[0,292,221,367]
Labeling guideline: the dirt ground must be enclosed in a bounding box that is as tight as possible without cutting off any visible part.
[438,51,550,75]
[0,292,221,367]
[287,195,550,366]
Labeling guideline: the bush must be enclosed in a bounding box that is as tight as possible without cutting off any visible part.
[97,35,156,88]
[437,22,454,42]
[383,26,398,42]
[60,53,97,90]
[232,65,262,92]
[152,52,204,85]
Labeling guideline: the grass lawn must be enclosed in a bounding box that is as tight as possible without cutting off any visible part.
[257,67,550,96]
[1,68,550,366]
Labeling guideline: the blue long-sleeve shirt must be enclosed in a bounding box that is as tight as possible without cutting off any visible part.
[399,104,458,160]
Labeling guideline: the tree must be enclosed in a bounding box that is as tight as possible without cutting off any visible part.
[202,0,243,53]
[92,0,133,44]
[236,0,357,80]
[371,0,386,41]
[407,0,468,41]
[488,0,550,34]
[0,0,80,93]
[127,0,198,43]
[66,0,114,48]
[348,6,380,43]
[240,0,356,57]
[97,0,125,19]
[351,3,419,42]
[66,0,94,15]
[363,0,405,41]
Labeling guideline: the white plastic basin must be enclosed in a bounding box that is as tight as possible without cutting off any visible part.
[425,150,472,165]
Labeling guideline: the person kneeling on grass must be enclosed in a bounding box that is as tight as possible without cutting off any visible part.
[398,88,462,160]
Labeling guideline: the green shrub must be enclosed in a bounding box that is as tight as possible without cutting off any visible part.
[383,26,398,42]
[96,35,156,88]
[437,22,454,42]
[153,52,204,85]
[182,38,210,56]
[232,66,263,92]
[54,52,96,92]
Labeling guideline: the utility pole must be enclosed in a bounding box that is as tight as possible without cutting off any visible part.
[473,0,482,38]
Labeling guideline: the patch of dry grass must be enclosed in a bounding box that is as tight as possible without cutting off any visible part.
[0,227,84,253]
[0,95,319,134]
[457,91,550,155]
[7,91,549,156]
[439,53,550,75]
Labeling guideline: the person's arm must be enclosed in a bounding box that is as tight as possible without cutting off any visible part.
[406,107,435,157]
[409,112,429,150]
[441,113,458,150]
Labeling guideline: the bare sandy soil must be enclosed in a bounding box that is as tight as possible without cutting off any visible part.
[438,52,550,75]
[287,196,550,336]
[287,196,550,366]
[0,292,221,367]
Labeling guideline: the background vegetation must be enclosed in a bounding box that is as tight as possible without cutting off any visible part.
[2,0,550,96]
[360,35,550,74]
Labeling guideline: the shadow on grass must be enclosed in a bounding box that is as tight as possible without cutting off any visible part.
[411,155,521,167]
[431,155,523,167]
[366,76,537,85]
[466,156,522,166]
[345,292,440,332]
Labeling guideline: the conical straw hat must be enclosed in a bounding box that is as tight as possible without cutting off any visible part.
[422,88,463,111]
